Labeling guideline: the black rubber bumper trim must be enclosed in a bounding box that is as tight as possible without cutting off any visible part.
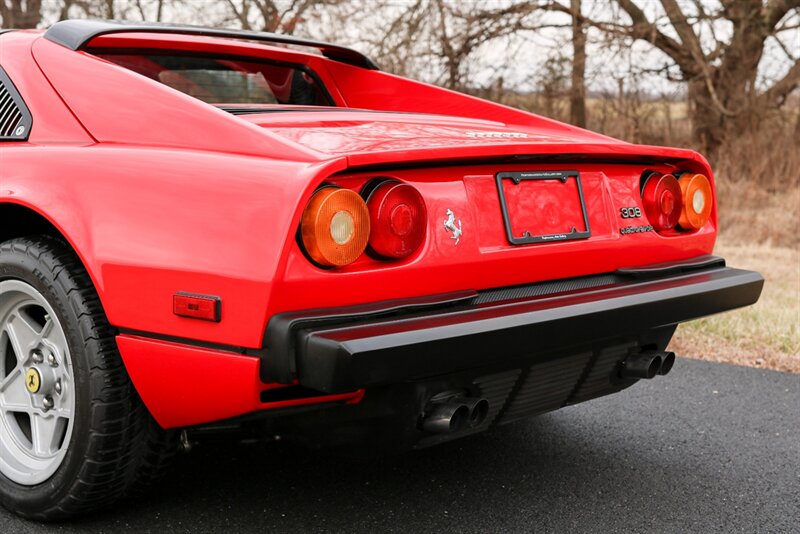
[268,266,762,393]
[616,254,725,279]
[260,290,478,383]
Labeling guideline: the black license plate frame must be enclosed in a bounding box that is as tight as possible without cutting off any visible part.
[495,170,592,245]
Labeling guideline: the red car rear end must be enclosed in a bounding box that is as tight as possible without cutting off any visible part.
[0,20,762,519]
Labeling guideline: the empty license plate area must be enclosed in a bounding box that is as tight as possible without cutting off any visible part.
[495,170,592,245]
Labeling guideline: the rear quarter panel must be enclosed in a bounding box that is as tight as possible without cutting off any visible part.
[2,144,343,347]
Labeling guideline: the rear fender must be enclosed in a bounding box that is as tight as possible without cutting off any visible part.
[1,144,345,348]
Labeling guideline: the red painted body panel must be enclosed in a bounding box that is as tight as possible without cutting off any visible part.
[1,29,719,428]
[0,33,93,143]
[117,335,362,428]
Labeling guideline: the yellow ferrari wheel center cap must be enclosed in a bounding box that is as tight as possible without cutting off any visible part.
[25,368,41,394]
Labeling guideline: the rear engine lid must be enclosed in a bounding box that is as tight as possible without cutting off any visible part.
[240,109,619,154]
[239,109,703,167]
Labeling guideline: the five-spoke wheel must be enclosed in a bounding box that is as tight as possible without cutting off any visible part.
[0,280,75,485]
[0,236,174,520]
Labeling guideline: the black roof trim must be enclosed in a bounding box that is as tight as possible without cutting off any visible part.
[43,19,379,70]
[0,29,18,36]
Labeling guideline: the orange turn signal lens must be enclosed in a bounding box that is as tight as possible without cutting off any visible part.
[678,173,713,230]
[300,188,370,267]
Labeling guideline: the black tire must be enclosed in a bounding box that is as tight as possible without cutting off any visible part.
[125,412,180,496]
[0,236,172,520]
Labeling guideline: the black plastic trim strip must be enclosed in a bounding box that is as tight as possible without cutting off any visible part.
[44,19,379,70]
[617,254,725,279]
[116,328,250,355]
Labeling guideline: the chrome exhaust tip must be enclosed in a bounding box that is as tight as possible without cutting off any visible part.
[657,351,676,376]
[620,351,663,379]
[421,402,470,434]
[461,397,490,428]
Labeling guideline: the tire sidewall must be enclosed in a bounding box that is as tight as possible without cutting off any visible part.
[0,243,95,516]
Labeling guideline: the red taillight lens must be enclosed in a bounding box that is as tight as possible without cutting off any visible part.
[678,173,713,230]
[367,182,427,258]
[300,188,370,267]
[642,173,683,232]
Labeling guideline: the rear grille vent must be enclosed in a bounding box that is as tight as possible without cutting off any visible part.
[499,352,593,424]
[473,369,522,427]
[0,68,31,141]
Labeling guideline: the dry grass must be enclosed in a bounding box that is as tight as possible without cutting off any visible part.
[713,116,800,249]
[716,181,800,249]
[676,118,800,373]
[671,239,800,373]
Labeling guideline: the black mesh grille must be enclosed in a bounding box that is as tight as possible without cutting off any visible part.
[567,343,636,404]
[472,369,522,426]
[468,341,639,427]
[499,352,593,423]
[0,68,31,140]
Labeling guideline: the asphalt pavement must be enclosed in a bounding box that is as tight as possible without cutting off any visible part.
[2,358,798,533]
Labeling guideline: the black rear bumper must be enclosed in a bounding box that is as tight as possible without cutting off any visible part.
[262,257,763,394]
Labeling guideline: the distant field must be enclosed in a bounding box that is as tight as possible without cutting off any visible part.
[671,239,800,373]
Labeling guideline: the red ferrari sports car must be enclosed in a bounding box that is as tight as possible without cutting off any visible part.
[0,19,762,519]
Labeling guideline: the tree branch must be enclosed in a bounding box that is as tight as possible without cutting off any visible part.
[759,59,800,107]
[764,0,800,31]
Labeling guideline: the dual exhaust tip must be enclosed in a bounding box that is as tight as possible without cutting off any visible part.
[421,396,489,434]
[619,350,676,380]
[422,350,675,433]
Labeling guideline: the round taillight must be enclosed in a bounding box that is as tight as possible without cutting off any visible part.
[678,173,713,230]
[300,188,370,267]
[367,182,427,259]
[642,173,683,232]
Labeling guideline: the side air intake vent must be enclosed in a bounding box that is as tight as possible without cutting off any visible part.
[0,67,32,141]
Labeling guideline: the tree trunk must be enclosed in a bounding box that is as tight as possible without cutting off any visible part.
[0,0,42,28]
[686,78,726,157]
[795,109,800,141]
[569,0,587,128]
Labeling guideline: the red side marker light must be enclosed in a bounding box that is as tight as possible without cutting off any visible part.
[173,293,221,322]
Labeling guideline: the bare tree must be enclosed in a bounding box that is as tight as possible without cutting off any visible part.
[224,0,343,33]
[1,0,42,28]
[371,0,545,92]
[550,0,800,156]
[569,0,586,127]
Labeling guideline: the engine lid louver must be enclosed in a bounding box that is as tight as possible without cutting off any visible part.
[0,67,32,141]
